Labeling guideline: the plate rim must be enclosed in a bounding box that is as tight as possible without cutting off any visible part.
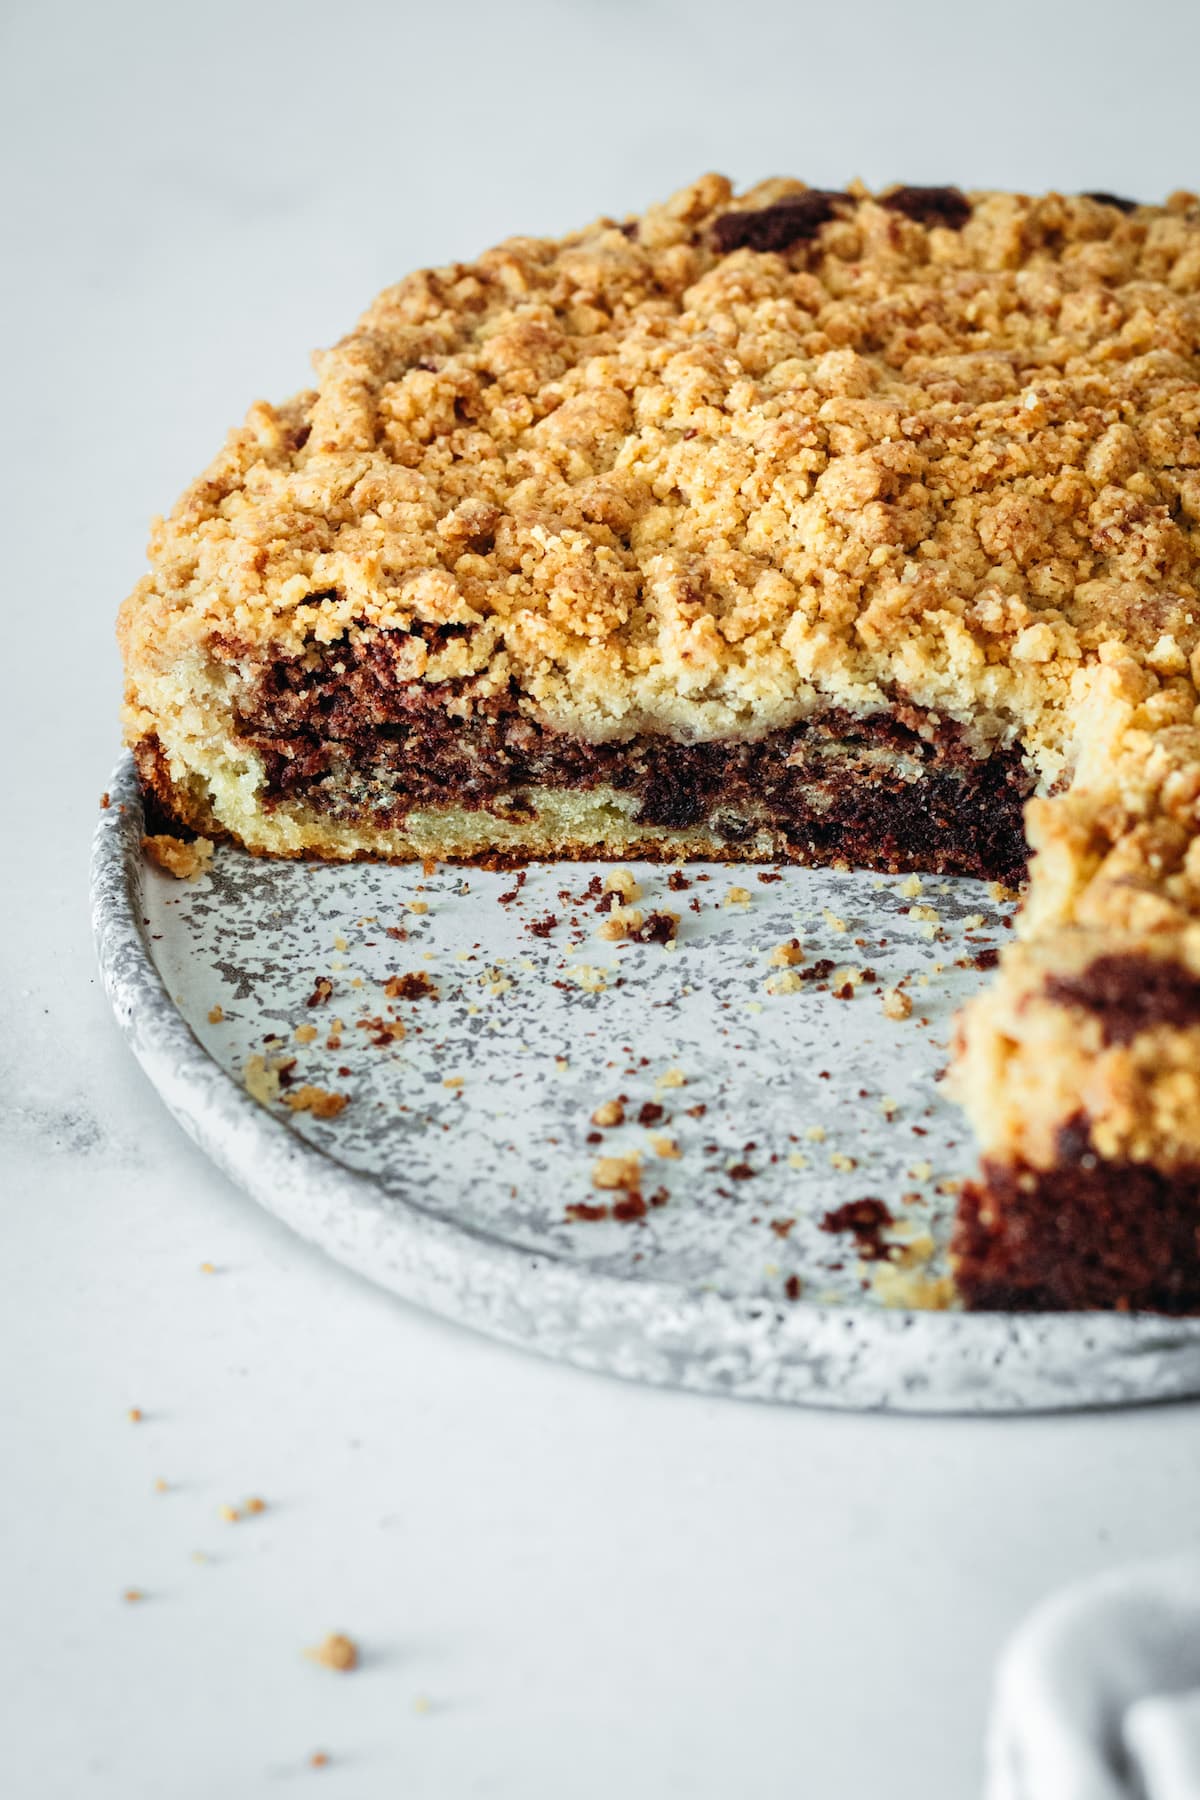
[91,752,1200,1414]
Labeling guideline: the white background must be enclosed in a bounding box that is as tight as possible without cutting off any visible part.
[5,0,1200,1793]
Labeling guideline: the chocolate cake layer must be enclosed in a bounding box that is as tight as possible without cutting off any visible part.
[222,636,1034,883]
[954,1120,1200,1312]
[1044,954,1200,1045]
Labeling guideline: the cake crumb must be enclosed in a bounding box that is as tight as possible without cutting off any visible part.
[870,1265,956,1310]
[769,939,804,966]
[884,1227,937,1269]
[306,1633,359,1673]
[294,1023,318,1044]
[207,1004,224,1024]
[597,905,645,941]
[724,886,752,908]
[573,964,608,993]
[656,1067,686,1090]
[310,1751,330,1769]
[443,1075,464,1090]
[283,1085,349,1119]
[822,908,848,932]
[630,909,679,944]
[219,1504,240,1523]
[592,1153,642,1191]
[591,1099,625,1128]
[123,1588,144,1604]
[899,874,923,899]
[765,970,805,995]
[413,1694,433,1715]
[649,1135,680,1159]
[829,1151,857,1172]
[787,1152,808,1170]
[143,834,214,880]
[242,1051,286,1101]
[244,1496,267,1515]
[604,868,642,902]
[882,987,912,1020]
[804,1125,826,1142]
[127,1407,143,1423]
[384,972,438,1000]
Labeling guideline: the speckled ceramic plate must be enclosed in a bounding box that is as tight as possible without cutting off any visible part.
[92,752,1200,1412]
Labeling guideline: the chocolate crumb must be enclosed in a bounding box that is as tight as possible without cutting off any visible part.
[628,910,679,945]
[727,1163,756,1181]
[820,1198,895,1259]
[1081,190,1138,213]
[784,1274,802,1301]
[881,185,971,229]
[713,190,851,254]
[306,977,333,1008]
[528,913,558,937]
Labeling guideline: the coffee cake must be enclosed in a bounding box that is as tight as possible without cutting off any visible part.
[120,175,1200,1311]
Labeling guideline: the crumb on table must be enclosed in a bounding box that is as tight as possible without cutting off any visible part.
[306,1632,360,1672]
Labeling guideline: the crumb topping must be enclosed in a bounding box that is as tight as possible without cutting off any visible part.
[143,833,214,879]
[121,177,1200,776]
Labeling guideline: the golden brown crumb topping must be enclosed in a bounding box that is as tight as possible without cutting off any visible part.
[142,833,214,879]
[121,176,1200,768]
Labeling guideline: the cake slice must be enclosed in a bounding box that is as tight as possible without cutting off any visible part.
[952,669,1200,1310]
[119,174,1200,1310]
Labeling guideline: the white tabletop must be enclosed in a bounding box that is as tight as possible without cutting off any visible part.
[6,0,1200,1792]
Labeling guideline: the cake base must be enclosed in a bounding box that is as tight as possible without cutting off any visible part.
[954,1123,1200,1313]
[134,676,1034,880]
